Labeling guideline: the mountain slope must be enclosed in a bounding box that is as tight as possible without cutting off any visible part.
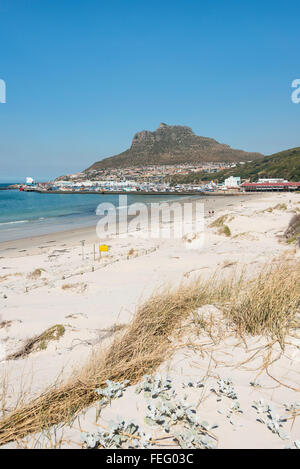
[169,147,300,184]
[85,123,263,171]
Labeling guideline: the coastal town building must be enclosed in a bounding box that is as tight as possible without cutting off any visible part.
[18,165,300,195]
[257,178,288,184]
[223,176,241,189]
[241,181,300,192]
[25,177,35,186]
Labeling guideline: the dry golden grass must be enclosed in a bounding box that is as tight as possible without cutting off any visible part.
[61,282,87,293]
[0,258,299,445]
[274,203,287,211]
[7,325,65,360]
[209,215,228,228]
[0,279,228,445]
[210,215,232,236]
[27,268,45,280]
[0,273,22,283]
[222,260,237,269]
[223,260,300,347]
[263,203,287,213]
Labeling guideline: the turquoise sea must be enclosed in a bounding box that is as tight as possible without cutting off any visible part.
[0,184,191,242]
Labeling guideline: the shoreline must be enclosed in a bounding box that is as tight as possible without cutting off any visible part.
[0,191,196,244]
[0,193,262,255]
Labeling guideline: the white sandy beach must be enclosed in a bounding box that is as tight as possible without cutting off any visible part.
[0,191,299,449]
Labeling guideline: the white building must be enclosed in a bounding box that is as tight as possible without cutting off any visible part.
[224,176,241,188]
[257,178,288,184]
[25,177,35,186]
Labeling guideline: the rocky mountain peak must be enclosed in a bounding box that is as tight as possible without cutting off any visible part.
[85,124,263,170]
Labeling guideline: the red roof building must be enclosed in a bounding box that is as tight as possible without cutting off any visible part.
[241,182,300,192]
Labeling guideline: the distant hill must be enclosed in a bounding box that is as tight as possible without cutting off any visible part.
[85,123,263,171]
[169,147,300,184]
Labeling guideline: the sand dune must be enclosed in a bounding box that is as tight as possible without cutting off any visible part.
[0,192,299,448]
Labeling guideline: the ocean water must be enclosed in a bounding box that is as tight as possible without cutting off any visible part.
[0,185,192,242]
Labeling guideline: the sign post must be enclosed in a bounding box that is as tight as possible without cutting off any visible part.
[99,244,109,260]
[81,240,85,261]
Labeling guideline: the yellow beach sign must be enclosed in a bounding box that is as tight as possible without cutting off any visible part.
[98,244,109,260]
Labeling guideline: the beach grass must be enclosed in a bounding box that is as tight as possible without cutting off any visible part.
[223,260,300,347]
[6,325,65,360]
[0,258,299,445]
[210,215,232,236]
[209,214,229,228]
[219,224,231,237]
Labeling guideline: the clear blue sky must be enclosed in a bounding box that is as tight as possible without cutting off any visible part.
[0,0,299,181]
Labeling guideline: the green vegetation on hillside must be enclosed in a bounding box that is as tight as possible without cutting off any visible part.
[169,147,300,184]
